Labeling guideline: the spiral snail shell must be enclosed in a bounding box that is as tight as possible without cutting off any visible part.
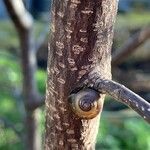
[68,88,102,119]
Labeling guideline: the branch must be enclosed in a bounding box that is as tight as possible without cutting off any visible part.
[26,95,45,110]
[112,27,150,66]
[4,0,44,110]
[4,0,48,53]
[86,73,150,124]
[4,1,44,149]
[3,0,33,32]
[12,88,45,111]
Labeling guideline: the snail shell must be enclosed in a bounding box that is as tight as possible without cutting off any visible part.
[68,88,102,119]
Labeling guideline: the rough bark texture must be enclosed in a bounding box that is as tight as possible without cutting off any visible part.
[45,0,118,149]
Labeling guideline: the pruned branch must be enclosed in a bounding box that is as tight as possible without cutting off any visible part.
[85,73,150,124]
[112,27,150,66]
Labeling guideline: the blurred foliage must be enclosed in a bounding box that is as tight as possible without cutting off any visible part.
[114,12,150,58]
[0,21,18,50]
[0,52,21,92]
[0,51,45,150]
[116,12,150,29]
[0,20,46,52]
[0,128,23,150]
[36,69,46,94]
[96,116,150,150]
[0,11,150,150]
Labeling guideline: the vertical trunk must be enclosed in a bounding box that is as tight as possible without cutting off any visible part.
[45,0,118,149]
[19,31,41,150]
[25,109,41,150]
[3,0,42,149]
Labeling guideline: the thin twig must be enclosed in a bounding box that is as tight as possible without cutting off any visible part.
[87,73,150,124]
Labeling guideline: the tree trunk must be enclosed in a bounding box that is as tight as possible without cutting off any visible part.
[45,0,118,149]
[19,30,41,150]
[3,1,42,150]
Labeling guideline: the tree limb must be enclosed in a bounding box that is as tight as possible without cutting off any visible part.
[112,27,150,66]
[4,0,43,149]
[3,0,44,110]
[3,0,33,32]
[86,73,150,124]
[26,95,45,110]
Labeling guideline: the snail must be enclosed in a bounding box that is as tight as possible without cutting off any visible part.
[68,88,102,119]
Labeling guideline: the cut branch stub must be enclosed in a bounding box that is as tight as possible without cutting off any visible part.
[68,88,102,119]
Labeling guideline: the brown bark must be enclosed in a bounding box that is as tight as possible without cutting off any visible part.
[3,0,42,150]
[112,27,150,66]
[45,0,118,149]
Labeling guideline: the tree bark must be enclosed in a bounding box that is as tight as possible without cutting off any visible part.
[45,0,118,149]
[85,74,150,124]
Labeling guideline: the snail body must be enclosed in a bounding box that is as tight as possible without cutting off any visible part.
[68,88,102,119]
